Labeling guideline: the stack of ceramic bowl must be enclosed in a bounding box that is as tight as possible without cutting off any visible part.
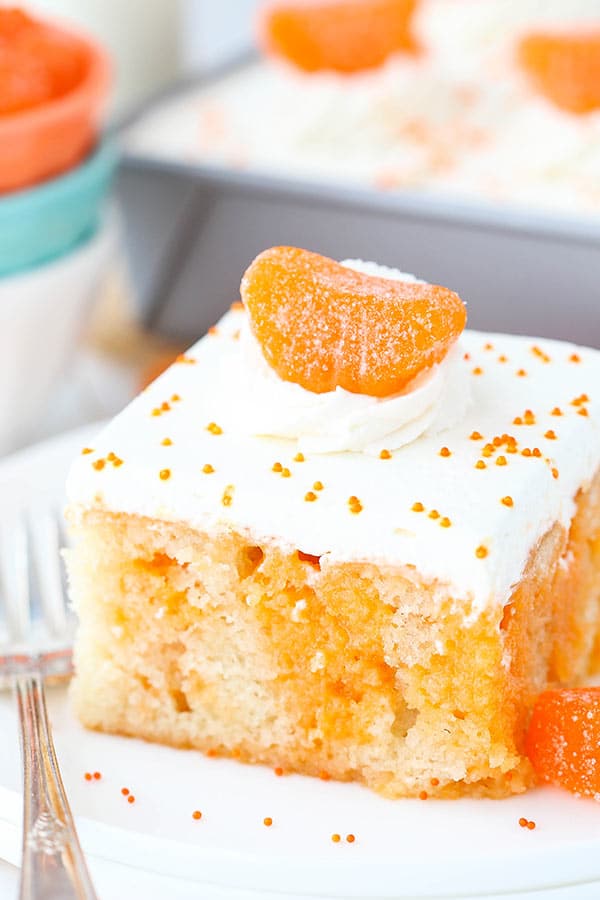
[0,8,116,455]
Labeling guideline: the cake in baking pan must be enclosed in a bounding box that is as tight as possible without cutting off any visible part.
[66,248,600,798]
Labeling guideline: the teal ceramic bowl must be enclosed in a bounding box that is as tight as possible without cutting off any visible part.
[0,137,117,277]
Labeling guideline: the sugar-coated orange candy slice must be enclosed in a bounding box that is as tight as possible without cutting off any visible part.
[518,30,600,114]
[526,687,600,798]
[241,247,466,397]
[258,0,419,74]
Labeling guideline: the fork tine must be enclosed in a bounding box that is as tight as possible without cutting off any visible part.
[0,511,31,644]
[29,507,68,638]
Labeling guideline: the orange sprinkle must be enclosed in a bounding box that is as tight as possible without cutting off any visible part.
[81,447,94,455]
[346,834,356,843]
[176,354,196,365]
[202,464,214,474]
[475,460,486,469]
[531,345,551,363]
[208,325,218,335]
[106,451,116,461]
[532,448,542,458]
[470,431,483,441]
[263,817,273,827]
[482,446,494,458]
[501,496,514,507]
[274,767,284,777]
[484,342,494,351]
[498,354,508,363]
[430,777,440,787]
[522,448,532,457]
[272,461,283,472]
[313,480,324,491]
[516,369,527,377]
[206,422,223,435]
[440,517,452,528]
[464,352,471,361]
[544,429,557,440]
[527,820,536,830]
[493,436,503,447]
[305,491,317,502]
[151,408,162,417]
[192,810,202,821]
[419,791,428,800]
[121,787,130,796]
[127,795,135,804]
[161,437,173,446]
[496,455,507,466]
[572,393,589,406]
[281,467,291,478]
[84,772,92,781]
[428,509,440,519]
[552,467,559,479]
[578,407,589,417]
[348,496,363,514]
[161,401,171,412]
[519,817,528,828]
[331,833,341,843]
[319,771,331,781]
[475,545,489,559]
[524,409,536,424]
[472,366,483,375]
[230,300,243,312]
[513,417,523,426]
[379,448,392,459]
[412,501,425,512]
[206,749,218,758]
[92,459,105,471]
[93,771,101,780]
[159,468,171,481]
[439,446,451,457]
[551,407,563,416]
[294,452,305,462]
[171,393,181,403]
[569,353,581,363]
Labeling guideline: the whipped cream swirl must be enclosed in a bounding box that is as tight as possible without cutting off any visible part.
[218,261,471,454]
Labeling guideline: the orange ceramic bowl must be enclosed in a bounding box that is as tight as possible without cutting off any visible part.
[0,15,111,194]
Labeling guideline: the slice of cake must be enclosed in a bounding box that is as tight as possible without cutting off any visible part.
[66,247,600,798]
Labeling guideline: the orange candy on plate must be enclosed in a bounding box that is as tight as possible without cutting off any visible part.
[258,0,419,74]
[526,687,600,798]
[518,30,600,115]
[241,246,466,397]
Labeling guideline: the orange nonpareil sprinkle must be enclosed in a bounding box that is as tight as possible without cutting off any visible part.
[294,452,305,462]
[430,777,440,787]
[475,460,486,469]
[498,354,508,363]
[202,464,214,474]
[84,772,92,781]
[518,817,528,828]
[544,430,557,440]
[92,459,105,471]
[161,437,173,446]
[428,509,440,519]
[470,431,483,441]
[472,367,483,375]
[551,407,563,416]
[121,787,130,796]
[516,369,527,377]
[159,468,171,481]
[552,467,559,479]
[484,342,494,351]
[439,446,451,457]
[475,545,489,559]
[379,448,392,459]
[127,795,135,804]
[412,501,425,512]
[272,461,283,472]
[171,393,181,403]
[313,481,324,491]
[439,517,452,528]
[192,810,202,820]
[419,790,428,800]
[496,455,507,466]
[206,422,223,435]
[281,467,291,478]
[93,771,101,780]
[569,353,581,363]
[501,496,514,507]
[81,447,94,455]
[331,833,341,843]
[263,817,273,827]
[348,496,363,514]
[304,491,317,502]
[346,834,356,843]
[578,407,589,417]
[274,767,284,776]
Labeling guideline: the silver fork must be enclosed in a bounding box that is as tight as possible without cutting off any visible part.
[0,507,98,900]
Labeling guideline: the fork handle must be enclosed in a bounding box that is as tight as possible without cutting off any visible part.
[15,673,98,900]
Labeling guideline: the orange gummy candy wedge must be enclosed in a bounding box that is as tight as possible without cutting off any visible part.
[518,30,600,114]
[526,687,600,798]
[241,247,466,397]
[258,0,419,74]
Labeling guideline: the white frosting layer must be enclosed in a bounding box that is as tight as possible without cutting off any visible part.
[67,316,600,615]
[124,0,600,218]
[221,259,470,454]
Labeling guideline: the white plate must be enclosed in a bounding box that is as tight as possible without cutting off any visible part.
[1,425,600,900]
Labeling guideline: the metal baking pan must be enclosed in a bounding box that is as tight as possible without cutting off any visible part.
[115,54,600,348]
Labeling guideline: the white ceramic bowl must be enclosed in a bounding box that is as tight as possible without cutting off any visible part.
[0,213,116,456]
